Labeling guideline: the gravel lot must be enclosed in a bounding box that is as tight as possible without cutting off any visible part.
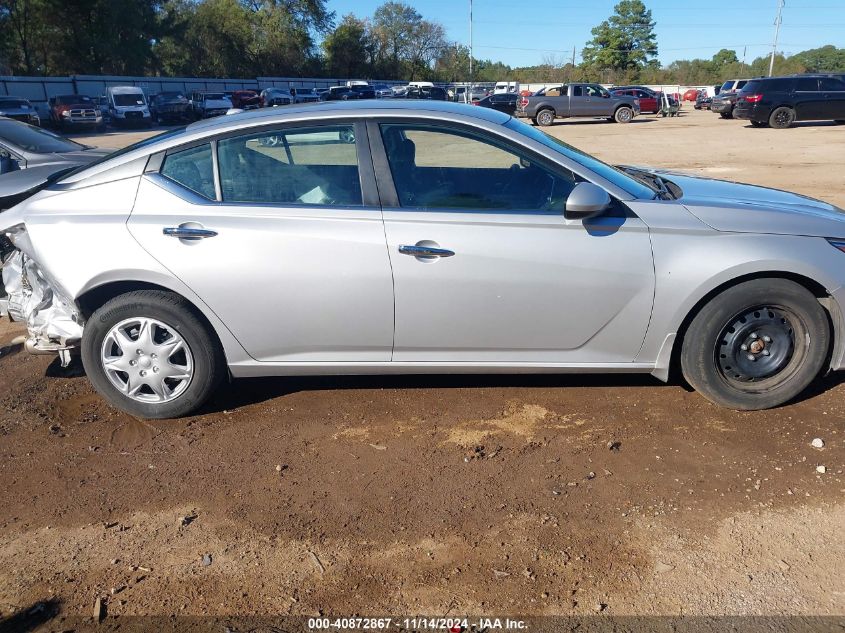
[1,108,843,628]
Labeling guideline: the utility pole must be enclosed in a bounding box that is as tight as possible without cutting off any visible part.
[769,0,785,77]
[468,0,473,96]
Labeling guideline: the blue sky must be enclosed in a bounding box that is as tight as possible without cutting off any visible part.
[326,0,844,67]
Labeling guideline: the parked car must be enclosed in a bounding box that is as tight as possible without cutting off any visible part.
[104,86,152,128]
[403,86,448,100]
[734,75,845,129]
[475,92,518,116]
[371,84,394,98]
[150,91,190,124]
[0,97,40,126]
[519,83,640,125]
[694,90,712,110]
[259,88,293,107]
[611,87,659,114]
[0,117,109,175]
[190,91,232,119]
[289,88,321,103]
[710,79,750,118]
[230,90,261,110]
[320,86,361,101]
[682,88,700,102]
[5,101,845,418]
[349,84,377,99]
[47,94,103,130]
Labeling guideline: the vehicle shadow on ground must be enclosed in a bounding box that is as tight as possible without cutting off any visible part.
[200,369,845,415]
[0,599,61,633]
[741,121,843,130]
[201,372,674,414]
[545,118,658,127]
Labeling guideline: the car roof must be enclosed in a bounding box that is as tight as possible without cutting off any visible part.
[186,100,511,135]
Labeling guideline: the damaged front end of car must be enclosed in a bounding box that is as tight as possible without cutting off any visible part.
[1,230,84,366]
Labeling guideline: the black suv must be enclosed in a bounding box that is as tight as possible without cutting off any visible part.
[734,75,845,129]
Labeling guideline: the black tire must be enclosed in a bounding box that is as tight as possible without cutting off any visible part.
[535,109,555,127]
[81,290,225,419]
[769,106,795,129]
[614,106,633,123]
[680,279,830,410]
[719,111,733,119]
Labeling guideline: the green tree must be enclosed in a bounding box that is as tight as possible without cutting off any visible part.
[581,0,657,73]
[792,45,845,73]
[323,14,373,78]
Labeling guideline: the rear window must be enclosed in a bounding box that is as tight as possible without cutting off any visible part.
[0,99,29,109]
[795,77,820,91]
[745,78,792,92]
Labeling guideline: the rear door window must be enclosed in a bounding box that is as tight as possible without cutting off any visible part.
[216,125,362,207]
[820,77,845,91]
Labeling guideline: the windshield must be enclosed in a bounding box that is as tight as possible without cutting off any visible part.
[0,99,29,109]
[720,81,735,92]
[505,118,656,199]
[55,95,92,105]
[58,126,186,182]
[113,93,146,107]
[0,120,85,153]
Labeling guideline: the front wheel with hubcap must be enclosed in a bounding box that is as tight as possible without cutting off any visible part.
[769,106,795,129]
[535,109,555,127]
[82,290,225,419]
[614,106,633,123]
[680,279,829,410]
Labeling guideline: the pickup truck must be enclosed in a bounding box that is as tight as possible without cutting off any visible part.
[518,83,640,125]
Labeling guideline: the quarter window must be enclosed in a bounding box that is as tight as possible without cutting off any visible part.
[160,143,216,200]
[380,124,578,212]
[216,125,362,206]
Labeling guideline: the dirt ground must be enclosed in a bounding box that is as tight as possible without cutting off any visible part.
[1,108,844,629]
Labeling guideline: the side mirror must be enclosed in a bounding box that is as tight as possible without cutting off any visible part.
[564,182,611,220]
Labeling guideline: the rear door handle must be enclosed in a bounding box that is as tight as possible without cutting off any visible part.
[163,226,218,240]
[399,244,455,258]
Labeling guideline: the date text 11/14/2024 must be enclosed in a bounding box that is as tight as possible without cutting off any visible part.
[307,618,528,630]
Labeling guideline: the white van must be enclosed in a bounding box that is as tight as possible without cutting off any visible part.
[105,86,152,127]
[408,81,434,88]
[494,81,520,94]
[346,80,369,87]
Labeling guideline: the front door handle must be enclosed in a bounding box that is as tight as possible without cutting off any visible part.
[399,244,455,258]
[163,225,218,240]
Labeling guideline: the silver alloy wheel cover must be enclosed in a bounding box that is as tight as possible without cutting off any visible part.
[538,111,553,125]
[617,108,632,122]
[101,317,194,403]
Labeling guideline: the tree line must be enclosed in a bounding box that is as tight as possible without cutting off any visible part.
[1,0,843,84]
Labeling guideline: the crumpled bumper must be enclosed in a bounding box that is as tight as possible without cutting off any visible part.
[1,249,84,363]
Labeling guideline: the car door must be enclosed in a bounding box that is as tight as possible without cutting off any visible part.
[568,85,591,116]
[819,76,845,120]
[128,121,395,363]
[793,77,825,120]
[369,120,655,364]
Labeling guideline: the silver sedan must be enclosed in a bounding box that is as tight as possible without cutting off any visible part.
[2,100,845,418]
